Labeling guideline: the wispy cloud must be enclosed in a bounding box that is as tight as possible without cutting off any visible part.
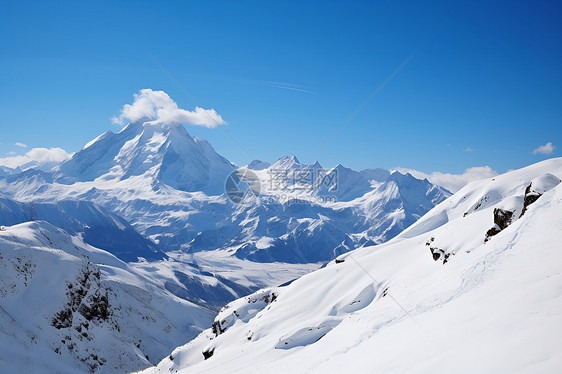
[532,142,555,155]
[111,89,226,128]
[464,147,473,152]
[395,166,499,193]
[248,80,317,94]
[15,142,28,148]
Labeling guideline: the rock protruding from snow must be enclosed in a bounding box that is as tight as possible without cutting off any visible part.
[520,173,561,217]
[485,208,514,241]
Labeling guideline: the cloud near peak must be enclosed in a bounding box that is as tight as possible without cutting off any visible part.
[111,89,226,128]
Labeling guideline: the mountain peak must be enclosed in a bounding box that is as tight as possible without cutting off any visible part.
[309,161,323,169]
[271,155,304,170]
[53,120,234,194]
[247,159,272,170]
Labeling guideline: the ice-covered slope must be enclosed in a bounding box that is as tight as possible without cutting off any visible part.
[146,158,562,374]
[0,221,213,373]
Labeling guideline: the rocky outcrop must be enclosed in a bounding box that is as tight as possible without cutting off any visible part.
[520,183,542,218]
[485,208,514,242]
[426,237,452,264]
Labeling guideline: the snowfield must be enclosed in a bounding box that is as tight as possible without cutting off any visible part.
[145,158,562,374]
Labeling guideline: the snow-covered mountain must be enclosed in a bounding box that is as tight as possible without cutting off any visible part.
[0,120,450,310]
[0,165,16,178]
[53,120,235,194]
[0,122,449,264]
[145,158,562,374]
[0,197,164,262]
[0,220,214,373]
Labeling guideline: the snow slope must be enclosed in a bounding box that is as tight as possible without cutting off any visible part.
[0,221,213,373]
[145,158,562,374]
[0,198,164,262]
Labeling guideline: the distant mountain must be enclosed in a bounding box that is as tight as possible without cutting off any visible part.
[53,121,235,194]
[0,166,16,178]
[0,121,451,309]
[0,125,450,265]
[146,158,562,374]
[269,155,306,170]
[246,159,271,170]
[0,197,165,262]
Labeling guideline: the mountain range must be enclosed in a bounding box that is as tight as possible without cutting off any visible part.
[3,120,558,372]
[0,120,450,271]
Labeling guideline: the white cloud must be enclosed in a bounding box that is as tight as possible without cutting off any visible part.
[0,147,71,171]
[395,166,499,193]
[111,89,225,128]
[464,147,473,152]
[15,142,27,148]
[532,142,555,155]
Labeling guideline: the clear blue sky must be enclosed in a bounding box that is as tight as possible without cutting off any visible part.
[1,0,561,173]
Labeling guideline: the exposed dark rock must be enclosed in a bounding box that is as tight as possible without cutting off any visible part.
[431,249,441,261]
[211,320,225,337]
[494,208,513,230]
[485,208,514,242]
[335,258,345,264]
[52,263,112,330]
[202,347,215,360]
[429,246,452,264]
[426,237,452,264]
[50,262,118,371]
[485,225,501,240]
[520,183,542,218]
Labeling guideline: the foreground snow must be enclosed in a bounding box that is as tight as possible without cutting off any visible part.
[0,222,213,373]
[145,158,562,374]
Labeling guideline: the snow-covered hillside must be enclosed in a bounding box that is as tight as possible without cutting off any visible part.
[0,221,213,373]
[145,158,562,374]
[0,198,164,262]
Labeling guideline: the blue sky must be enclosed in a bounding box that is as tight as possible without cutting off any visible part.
[1,0,561,174]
